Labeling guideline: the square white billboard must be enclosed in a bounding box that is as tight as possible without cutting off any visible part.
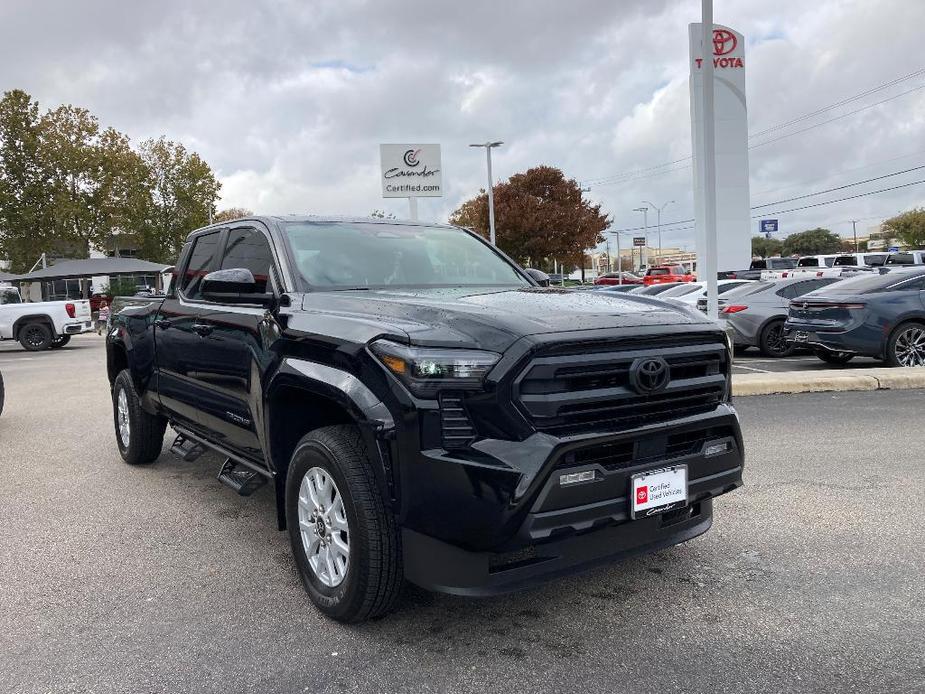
[380,144,443,198]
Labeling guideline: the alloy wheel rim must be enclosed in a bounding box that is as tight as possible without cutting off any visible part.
[117,389,130,446]
[297,466,349,588]
[767,325,787,354]
[895,327,925,366]
[25,326,44,347]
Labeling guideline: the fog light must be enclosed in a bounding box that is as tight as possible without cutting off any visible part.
[704,441,730,457]
[559,470,596,486]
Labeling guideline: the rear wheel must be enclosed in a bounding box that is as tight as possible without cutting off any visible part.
[286,425,402,623]
[19,322,52,351]
[112,370,166,465]
[0,370,4,416]
[759,320,794,358]
[885,322,925,367]
[50,335,71,349]
[815,349,854,365]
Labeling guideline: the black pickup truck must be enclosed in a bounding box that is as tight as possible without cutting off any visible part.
[106,216,744,622]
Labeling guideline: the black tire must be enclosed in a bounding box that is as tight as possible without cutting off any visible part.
[759,320,795,358]
[112,370,166,465]
[0,370,5,417]
[815,349,854,365]
[19,322,52,351]
[286,425,402,623]
[884,321,925,367]
[733,345,750,357]
[50,334,71,349]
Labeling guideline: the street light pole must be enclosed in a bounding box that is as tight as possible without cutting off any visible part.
[469,141,503,245]
[643,199,675,265]
[851,220,858,253]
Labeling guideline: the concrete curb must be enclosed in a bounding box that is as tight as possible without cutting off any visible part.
[732,366,925,397]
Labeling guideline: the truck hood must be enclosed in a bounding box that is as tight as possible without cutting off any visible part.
[297,287,711,352]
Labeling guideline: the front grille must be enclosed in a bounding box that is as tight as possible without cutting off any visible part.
[515,335,728,436]
[438,392,477,449]
[558,426,735,471]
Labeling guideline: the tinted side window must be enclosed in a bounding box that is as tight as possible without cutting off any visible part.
[220,228,275,293]
[182,232,221,300]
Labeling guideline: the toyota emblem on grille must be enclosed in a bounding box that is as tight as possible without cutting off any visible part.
[629,357,671,395]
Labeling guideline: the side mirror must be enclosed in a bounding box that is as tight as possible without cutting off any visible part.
[525,268,550,287]
[201,268,275,307]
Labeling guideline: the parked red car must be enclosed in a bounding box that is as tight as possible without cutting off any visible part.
[643,265,696,285]
[594,271,643,285]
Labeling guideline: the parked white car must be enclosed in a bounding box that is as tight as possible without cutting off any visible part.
[0,287,93,351]
[658,279,755,305]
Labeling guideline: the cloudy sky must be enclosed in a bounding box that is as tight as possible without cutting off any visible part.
[3,0,924,251]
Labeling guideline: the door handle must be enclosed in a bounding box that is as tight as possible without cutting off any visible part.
[192,323,213,337]
[154,319,172,330]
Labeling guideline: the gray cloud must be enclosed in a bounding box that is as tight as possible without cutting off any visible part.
[2,0,923,250]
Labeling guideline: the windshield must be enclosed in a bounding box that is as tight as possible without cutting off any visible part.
[660,283,701,297]
[723,281,773,298]
[283,222,529,290]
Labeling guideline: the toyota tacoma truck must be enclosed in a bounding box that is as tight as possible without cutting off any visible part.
[106,216,744,622]
[0,286,92,351]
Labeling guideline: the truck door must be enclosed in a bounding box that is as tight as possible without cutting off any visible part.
[189,225,283,462]
[154,229,225,433]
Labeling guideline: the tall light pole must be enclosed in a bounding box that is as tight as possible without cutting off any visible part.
[607,231,628,283]
[469,141,503,245]
[633,206,649,270]
[851,220,859,253]
[643,199,674,265]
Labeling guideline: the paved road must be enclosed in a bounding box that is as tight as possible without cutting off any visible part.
[1,335,922,693]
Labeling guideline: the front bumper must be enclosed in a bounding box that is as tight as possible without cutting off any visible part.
[398,406,744,595]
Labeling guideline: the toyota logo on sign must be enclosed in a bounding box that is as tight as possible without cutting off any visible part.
[713,29,737,55]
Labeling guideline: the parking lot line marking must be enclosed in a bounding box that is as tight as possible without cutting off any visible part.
[733,364,772,373]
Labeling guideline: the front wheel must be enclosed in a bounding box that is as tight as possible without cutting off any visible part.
[112,370,166,465]
[885,322,925,367]
[759,320,795,358]
[815,349,854,365]
[19,322,52,351]
[50,334,71,349]
[286,425,402,623]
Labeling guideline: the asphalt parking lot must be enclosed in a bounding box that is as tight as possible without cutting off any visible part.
[732,351,884,374]
[1,335,923,694]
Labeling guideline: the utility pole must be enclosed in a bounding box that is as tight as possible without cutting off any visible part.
[469,141,503,245]
[851,220,858,253]
[643,200,674,264]
[701,0,719,320]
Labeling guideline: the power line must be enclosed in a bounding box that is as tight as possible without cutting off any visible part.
[604,170,925,233]
[751,164,925,209]
[584,67,925,187]
[750,178,925,217]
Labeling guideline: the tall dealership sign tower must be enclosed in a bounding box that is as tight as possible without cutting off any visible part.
[689,24,750,273]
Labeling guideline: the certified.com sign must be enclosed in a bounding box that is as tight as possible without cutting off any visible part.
[380,143,442,198]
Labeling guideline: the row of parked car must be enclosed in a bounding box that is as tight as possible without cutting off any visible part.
[593,265,925,366]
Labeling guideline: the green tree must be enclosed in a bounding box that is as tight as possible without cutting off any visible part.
[751,236,783,258]
[782,227,842,256]
[132,137,221,263]
[213,207,253,224]
[449,166,609,272]
[882,208,925,248]
[0,90,56,272]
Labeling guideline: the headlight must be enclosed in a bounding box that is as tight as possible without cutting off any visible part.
[369,339,500,397]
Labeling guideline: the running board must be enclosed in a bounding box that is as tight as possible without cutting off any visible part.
[169,434,206,462]
[217,458,267,497]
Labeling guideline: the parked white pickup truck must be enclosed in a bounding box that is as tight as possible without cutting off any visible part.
[0,287,93,351]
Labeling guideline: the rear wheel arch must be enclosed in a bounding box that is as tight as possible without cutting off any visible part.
[12,314,55,341]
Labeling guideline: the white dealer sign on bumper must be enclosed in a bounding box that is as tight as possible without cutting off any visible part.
[380,144,442,198]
